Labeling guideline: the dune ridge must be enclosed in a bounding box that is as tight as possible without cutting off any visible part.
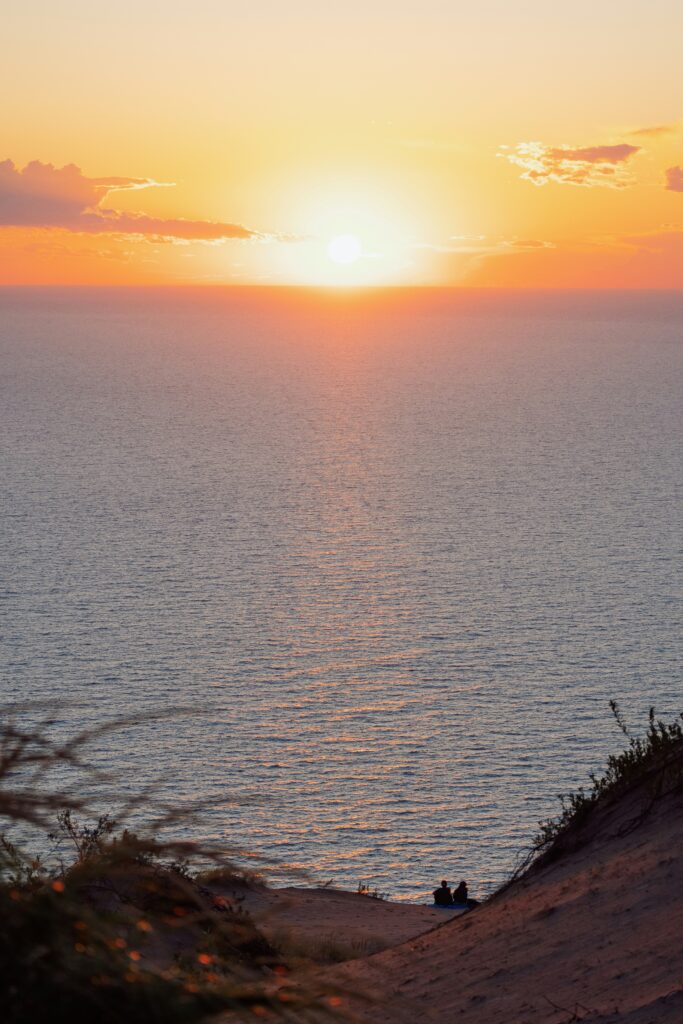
[319,741,683,1022]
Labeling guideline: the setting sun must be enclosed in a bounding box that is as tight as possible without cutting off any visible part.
[2,5,682,1021]
[327,234,362,264]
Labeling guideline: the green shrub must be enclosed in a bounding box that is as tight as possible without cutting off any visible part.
[527,702,683,871]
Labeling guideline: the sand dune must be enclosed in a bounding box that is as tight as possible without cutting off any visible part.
[233,885,454,964]
[212,746,683,1023]
[325,768,683,1022]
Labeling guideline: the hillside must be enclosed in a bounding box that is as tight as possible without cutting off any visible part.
[3,718,681,1023]
[325,743,683,1022]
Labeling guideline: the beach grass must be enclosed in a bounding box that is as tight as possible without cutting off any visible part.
[0,712,338,1023]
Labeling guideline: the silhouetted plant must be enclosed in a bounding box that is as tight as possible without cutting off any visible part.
[0,710,341,1023]
[48,809,117,864]
[520,702,683,875]
[356,882,389,901]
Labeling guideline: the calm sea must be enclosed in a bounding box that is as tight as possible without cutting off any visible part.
[1,288,681,899]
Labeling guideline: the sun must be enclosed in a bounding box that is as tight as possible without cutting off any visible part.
[271,188,419,283]
[327,233,362,264]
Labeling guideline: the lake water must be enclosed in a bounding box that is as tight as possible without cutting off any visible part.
[1,287,681,900]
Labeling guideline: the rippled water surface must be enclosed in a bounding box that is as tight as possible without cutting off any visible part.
[1,288,681,899]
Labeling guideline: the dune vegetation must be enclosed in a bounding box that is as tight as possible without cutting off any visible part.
[2,703,681,1023]
[329,704,683,1023]
[508,701,683,881]
[0,713,339,1024]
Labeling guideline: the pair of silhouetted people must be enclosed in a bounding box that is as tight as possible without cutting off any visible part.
[433,879,472,907]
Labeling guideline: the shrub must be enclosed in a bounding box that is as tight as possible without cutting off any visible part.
[521,702,683,875]
[0,712,337,1023]
[356,882,389,901]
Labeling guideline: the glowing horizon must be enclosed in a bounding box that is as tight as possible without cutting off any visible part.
[2,1,682,288]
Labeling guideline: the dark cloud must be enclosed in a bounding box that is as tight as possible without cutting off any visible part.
[499,141,641,188]
[0,160,261,240]
[0,160,105,227]
[547,144,639,164]
[76,210,256,240]
[664,166,683,192]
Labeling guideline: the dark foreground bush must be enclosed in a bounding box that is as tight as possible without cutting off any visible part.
[0,713,339,1023]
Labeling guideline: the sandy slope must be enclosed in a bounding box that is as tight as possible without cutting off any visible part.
[215,884,456,964]
[327,780,683,1023]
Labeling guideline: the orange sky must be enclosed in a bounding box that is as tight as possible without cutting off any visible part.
[2,1,682,286]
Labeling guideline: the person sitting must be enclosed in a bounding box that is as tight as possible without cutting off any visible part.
[433,880,452,906]
[451,880,468,904]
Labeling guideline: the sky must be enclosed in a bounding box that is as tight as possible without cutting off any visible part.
[1,0,683,286]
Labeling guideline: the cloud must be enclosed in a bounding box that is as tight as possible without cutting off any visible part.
[90,176,174,193]
[548,144,639,163]
[621,229,683,253]
[416,234,556,252]
[627,124,676,138]
[74,210,257,240]
[414,235,555,258]
[464,230,683,288]
[499,141,641,188]
[664,166,683,192]
[504,238,556,249]
[0,160,262,240]
[414,235,492,255]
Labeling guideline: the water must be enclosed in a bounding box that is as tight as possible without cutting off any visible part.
[1,287,681,900]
